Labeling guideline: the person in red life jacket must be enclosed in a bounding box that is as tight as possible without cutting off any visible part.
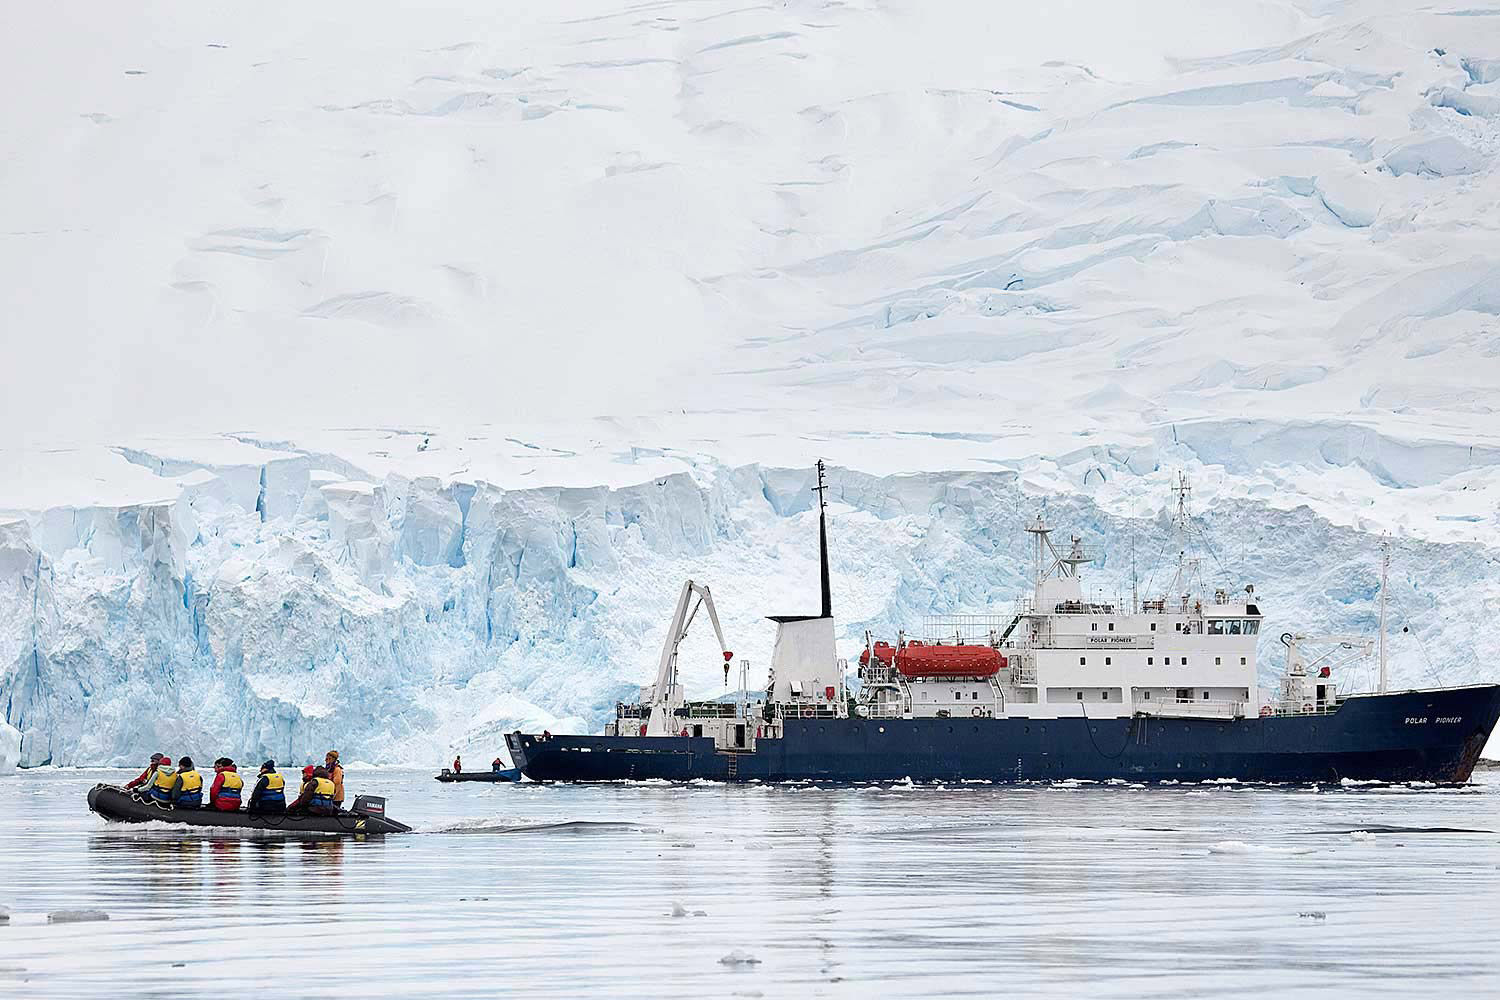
[126,752,169,791]
[491,757,503,772]
[453,755,462,774]
[288,765,337,816]
[248,760,287,813]
[209,757,244,811]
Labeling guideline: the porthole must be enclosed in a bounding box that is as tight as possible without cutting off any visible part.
[878,726,885,734]
[947,726,954,734]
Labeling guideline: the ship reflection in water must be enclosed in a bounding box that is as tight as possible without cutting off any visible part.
[3,768,1499,998]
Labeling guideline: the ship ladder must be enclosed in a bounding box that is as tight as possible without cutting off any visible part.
[726,753,739,781]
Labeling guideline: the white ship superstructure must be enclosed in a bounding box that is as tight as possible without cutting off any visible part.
[866,477,1368,724]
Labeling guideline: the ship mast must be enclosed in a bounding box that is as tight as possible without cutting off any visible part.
[1378,536,1389,694]
[1169,472,1199,602]
[814,459,831,619]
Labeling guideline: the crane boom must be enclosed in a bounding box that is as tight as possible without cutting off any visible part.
[646,579,733,736]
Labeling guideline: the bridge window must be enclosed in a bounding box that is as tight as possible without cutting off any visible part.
[1208,620,1224,635]
[1228,620,1242,635]
[1245,621,1260,635]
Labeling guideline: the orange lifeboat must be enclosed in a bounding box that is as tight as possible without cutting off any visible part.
[894,644,1006,679]
[857,642,898,668]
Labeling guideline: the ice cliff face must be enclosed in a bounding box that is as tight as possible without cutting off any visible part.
[2,452,1495,766]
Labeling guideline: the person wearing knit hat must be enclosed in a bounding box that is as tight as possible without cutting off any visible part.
[248,760,285,814]
[125,751,170,791]
[288,764,336,816]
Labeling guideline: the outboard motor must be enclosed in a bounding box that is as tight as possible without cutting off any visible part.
[351,795,387,819]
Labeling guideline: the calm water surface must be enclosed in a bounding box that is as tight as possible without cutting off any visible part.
[1,769,1498,998]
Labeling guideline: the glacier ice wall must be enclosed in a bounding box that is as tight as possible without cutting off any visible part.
[2,455,1494,766]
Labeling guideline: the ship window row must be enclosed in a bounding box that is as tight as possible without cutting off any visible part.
[1076,655,1250,666]
[1085,620,1260,635]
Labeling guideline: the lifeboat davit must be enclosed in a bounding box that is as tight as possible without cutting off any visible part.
[893,644,1006,679]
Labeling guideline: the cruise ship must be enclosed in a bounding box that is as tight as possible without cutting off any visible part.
[507,464,1500,784]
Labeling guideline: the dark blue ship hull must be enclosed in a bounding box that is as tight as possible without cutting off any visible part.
[507,685,1500,784]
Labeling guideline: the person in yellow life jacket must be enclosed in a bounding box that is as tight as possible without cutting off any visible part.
[147,758,178,803]
[248,760,286,814]
[289,765,336,816]
[155,756,202,808]
[324,750,344,809]
[209,758,243,811]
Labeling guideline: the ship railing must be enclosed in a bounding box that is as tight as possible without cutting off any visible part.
[1267,700,1340,717]
[770,701,841,720]
[1134,698,1247,720]
[921,615,1009,643]
[677,702,746,719]
[859,702,908,720]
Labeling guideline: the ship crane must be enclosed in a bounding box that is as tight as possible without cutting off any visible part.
[643,579,733,736]
[1278,632,1375,714]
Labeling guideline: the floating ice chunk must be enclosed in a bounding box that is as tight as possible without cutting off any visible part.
[670,902,688,917]
[718,950,762,966]
[1209,841,1313,855]
[1298,911,1327,920]
[47,909,109,924]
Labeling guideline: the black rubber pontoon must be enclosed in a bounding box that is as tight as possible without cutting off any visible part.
[87,784,413,834]
[435,767,521,783]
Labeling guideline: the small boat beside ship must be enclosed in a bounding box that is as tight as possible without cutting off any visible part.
[435,766,521,783]
[508,463,1500,785]
[87,784,413,834]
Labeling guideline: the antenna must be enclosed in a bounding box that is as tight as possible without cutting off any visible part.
[1130,531,1138,614]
